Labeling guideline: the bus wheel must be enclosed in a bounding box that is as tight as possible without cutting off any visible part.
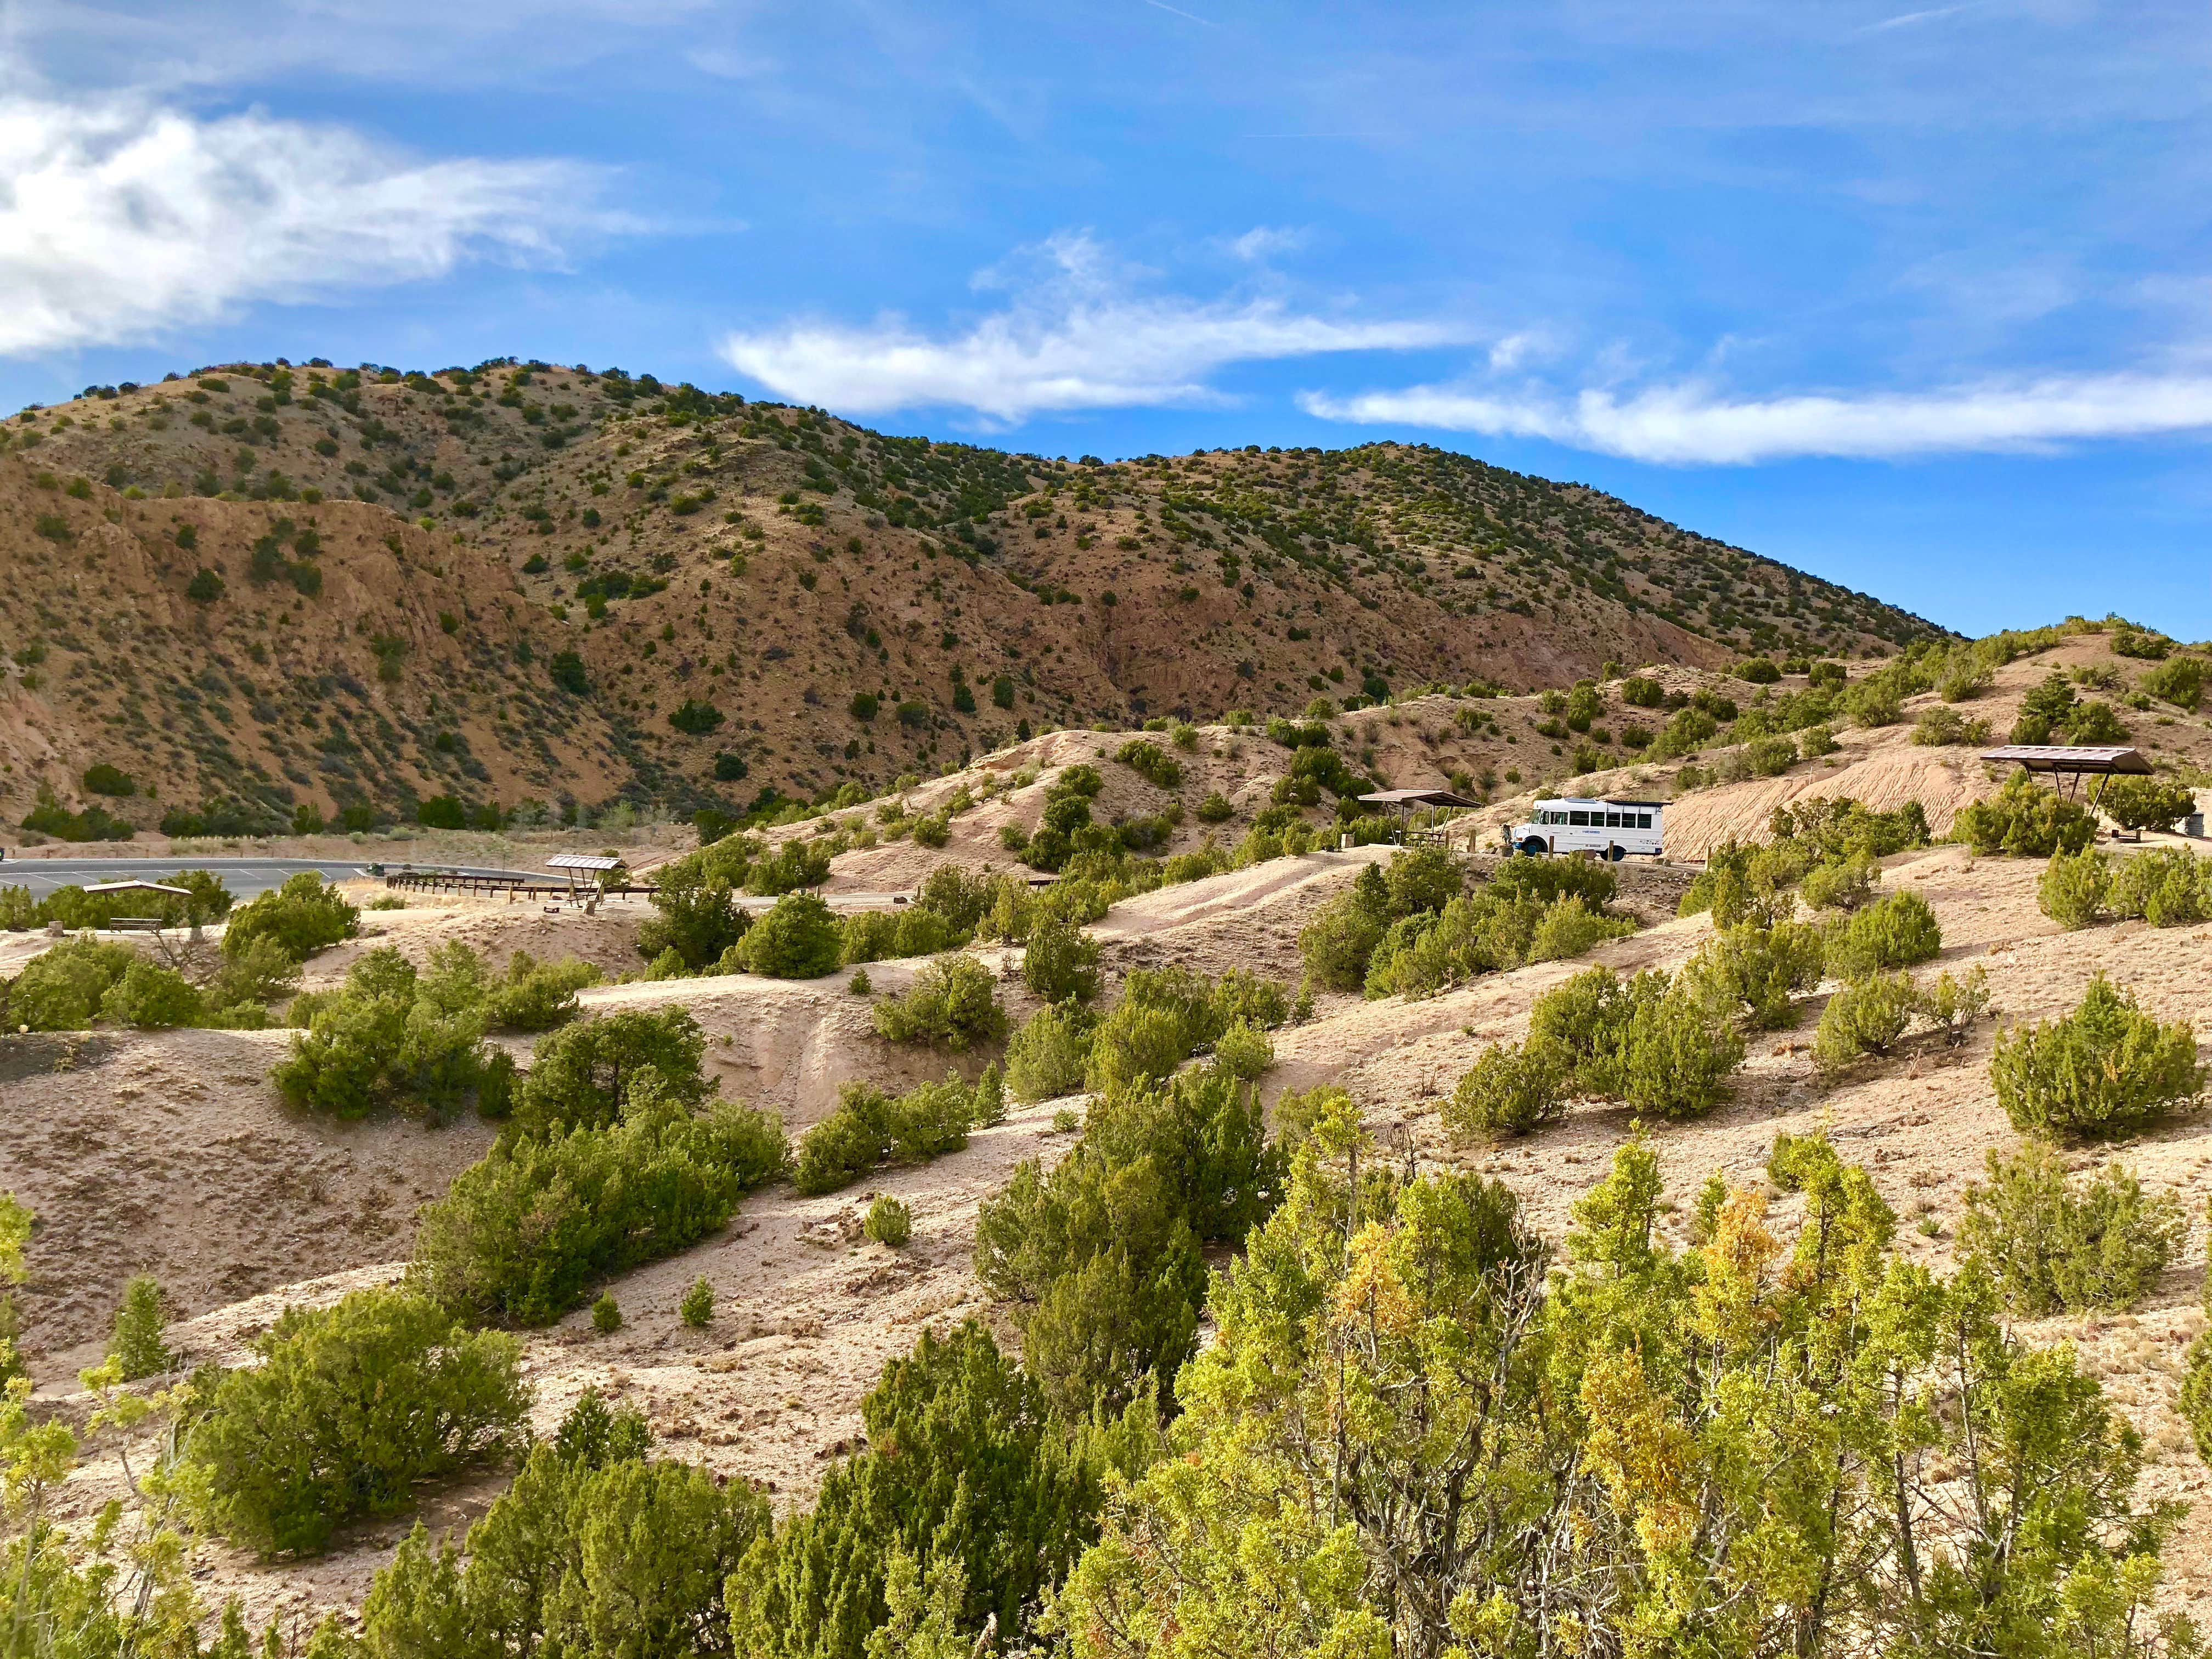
[1519,837,1549,857]
[1606,843,1626,862]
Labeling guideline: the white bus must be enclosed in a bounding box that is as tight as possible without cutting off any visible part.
[1508,798,1665,861]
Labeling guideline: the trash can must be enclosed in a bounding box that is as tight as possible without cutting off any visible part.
[2186,812,2206,839]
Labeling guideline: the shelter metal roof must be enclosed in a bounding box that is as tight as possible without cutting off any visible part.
[1358,788,1481,809]
[545,854,626,872]
[80,879,192,896]
[1979,746,2153,776]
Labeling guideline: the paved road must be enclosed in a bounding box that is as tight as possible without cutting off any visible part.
[0,855,375,901]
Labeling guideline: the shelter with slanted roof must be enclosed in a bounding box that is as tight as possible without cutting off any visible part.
[1356,787,1481,845]
[80,879,195,933]
[1979,745,2152,811]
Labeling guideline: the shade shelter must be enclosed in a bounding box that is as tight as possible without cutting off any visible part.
[1978,745,2152,812]
[1355,787,1481,845]
[80,879,195,933]
[545,853,626,901]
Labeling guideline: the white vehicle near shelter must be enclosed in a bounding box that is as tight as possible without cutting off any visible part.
[1508,797,1664,861]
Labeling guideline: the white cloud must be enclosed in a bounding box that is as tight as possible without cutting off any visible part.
[1225,225,1307,262]
[1299,370,2212,464]
[719,231,1475,422]
[0,94,621,356]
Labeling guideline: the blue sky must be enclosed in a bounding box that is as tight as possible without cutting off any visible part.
[3,1,2209,637]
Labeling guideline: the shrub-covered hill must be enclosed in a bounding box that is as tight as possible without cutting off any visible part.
[0,357,1945,831]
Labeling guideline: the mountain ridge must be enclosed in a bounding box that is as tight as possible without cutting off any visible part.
[0,356,1946,833]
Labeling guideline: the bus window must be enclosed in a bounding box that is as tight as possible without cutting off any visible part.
[1637,814,1652,829]
[1605,811,1621,828]
[1569,810,1590,827]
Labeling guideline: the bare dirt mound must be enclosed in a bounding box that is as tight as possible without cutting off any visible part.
[0,1025,493,1373]
[303,889,650,988]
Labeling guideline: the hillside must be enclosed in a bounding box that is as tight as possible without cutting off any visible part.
[0,356,1943,834]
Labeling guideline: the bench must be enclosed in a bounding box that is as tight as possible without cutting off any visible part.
[105,917,166,933]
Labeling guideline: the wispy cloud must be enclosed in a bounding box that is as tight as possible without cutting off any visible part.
[720,231,1474,422]
[1141,0,1218,27]
[1858,2,1991,34]
[0,93,626,356]
[1300,370,2212,465]
[1224,225,1307,262]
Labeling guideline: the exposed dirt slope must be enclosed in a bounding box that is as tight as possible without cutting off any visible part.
[3,357,1944,827]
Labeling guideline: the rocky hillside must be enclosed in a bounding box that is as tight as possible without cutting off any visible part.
[0,357,1944,832]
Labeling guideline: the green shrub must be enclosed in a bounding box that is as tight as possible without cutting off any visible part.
[1954,775,2097,857]
[873,953,1007,1050]
[680,1276,715,1328]
[271,948,504,1122]
[2180,1339,2212,1465]
[1813,971,1921,1071]
[1298,890,1386,990]
[4,935,138,1029]
[1084,1000,1190,1094]
[864,1195,913,1248]
[636,836,755,969]
[1841,679,1902,728]
[725,1323,1099,1659]
[1957,1143,2185,1316]
[412,1084,785,1325]
[2107,847,2212,928]
[2140,655,2205,711]
[1992,975,2204,1139]
[507,1006,712,1136]
[1383,847,1465,915]
[792,1075,983,1195]
[1683,918,1826,1029]
[185,1286,528,1556]
[1211,1019,1274,1080]
[1770,795,1930,860]
[2039,847,2112,929]
[1022,914,1101,1003]
[848,967,872,995]
[1211,966,1291,1031]
[1489,855,1616,909]
[1911,706,1990,747]
[481,950,600,1029]
[1822,890,1942,979]
[743,892,843,977]
[668,698,724,735]
[974,1063,1276,1415]
[205,932,300,1015]
[1445,1041,1567,1139]
[1115,739,1183,789]
[99,957,206,1029]
[1527,894,1633,962]
[1006,1002,1094,1102]
[2067,699,2130,744]
[2099,776,2196,838]
[972,1060,1006,1126]
[1526,966,1745,1118]
[358,1393,767,1659]
[747,838,834,896]
[1798,849,1879,911]
[1677,839,1791,928]
[1921,964,1991,1041]
[591,1293,622,1333]
[108,1276,172,1379]
[1195,791,1235,823]
[222,872,359,962]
